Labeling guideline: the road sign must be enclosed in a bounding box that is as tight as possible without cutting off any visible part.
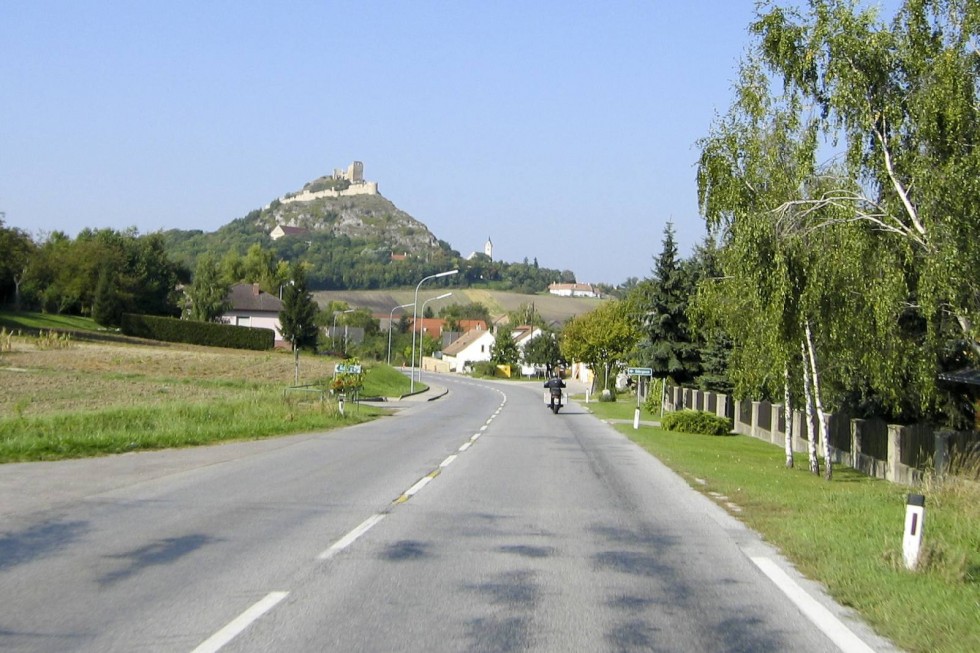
[336,364,362,374]
[627,367,653,376]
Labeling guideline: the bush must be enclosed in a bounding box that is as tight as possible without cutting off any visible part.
[642,378,664,414]
[598,388,617,402]
[471,361,498,378]
[121,314,274,351]
[644,392,659,414]
[660,409,732,436]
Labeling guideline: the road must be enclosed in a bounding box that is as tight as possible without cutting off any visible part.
[0,374,896,652]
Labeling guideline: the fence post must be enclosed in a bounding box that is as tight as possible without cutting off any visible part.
[716,393,728,420]
[772,404,784,445]
[851,418,864,471]
[887,424,904,482]
[934,430,952,479]
[751,401,761,439]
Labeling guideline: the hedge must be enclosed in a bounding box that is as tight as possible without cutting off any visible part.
[121,314,274,351]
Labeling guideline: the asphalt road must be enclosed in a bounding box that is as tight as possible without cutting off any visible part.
[0,374,898,652]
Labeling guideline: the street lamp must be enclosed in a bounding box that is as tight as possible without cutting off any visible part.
[332,309,355,349]
[411,269,458,392]
[387,302,415,366]
[417,292,452,377]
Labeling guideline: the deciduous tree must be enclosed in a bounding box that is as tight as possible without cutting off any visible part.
[279,263,320,383]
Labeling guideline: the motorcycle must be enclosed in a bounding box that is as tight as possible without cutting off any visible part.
[544,376,566,414]
[544,389,564,414]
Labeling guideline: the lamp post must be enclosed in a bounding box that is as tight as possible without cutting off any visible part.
[417,292,452,377]
[332,309,355,350]
[387,302,415,366]
[411,269,458,392]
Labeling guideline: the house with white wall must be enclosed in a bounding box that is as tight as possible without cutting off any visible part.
[547,282,599,298]
[441,328,496,372]
[511,325,545,376]
[220,283,285,347]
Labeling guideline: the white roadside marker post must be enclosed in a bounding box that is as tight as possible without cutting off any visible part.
[903,493,926,570]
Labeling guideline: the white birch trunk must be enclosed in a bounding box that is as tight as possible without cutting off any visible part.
[783,363,794,469]
[801,340,820,475]
[804,322,833,480]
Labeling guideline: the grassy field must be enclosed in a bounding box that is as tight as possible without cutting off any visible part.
[0,324,416,462]
[314,288,603,325]
[0,311,101,332]
[583,397,980,653]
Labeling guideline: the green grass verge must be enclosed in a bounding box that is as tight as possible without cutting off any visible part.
[0,389,380,462]
[577,393,657,422]
[591,414,978,653]
[357,364,421,397]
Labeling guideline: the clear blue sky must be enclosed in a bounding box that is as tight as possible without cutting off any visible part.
[0,1,894,286]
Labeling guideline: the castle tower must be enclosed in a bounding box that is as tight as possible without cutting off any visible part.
[484,237,493,260]
[349,161,364,183]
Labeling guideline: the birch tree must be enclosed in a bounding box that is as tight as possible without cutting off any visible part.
[753,0,980,388]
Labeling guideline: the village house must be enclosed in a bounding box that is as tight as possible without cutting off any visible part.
[220,283,285,347]
[441,328,496,373]
[547,282,599,298]
[511,324,544,376]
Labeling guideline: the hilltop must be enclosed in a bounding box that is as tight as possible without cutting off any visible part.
[161,161,580,293]
[259,161,443,255]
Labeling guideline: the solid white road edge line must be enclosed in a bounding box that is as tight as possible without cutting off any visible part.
[191,591,288,653]
[750,556,875,653]
[318,514,386,561]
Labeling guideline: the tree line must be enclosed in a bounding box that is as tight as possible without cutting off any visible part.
[162,212,575,293]
[558,0,978,479]
[0,222,574,325]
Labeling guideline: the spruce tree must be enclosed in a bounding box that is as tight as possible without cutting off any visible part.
[642,222,701,386]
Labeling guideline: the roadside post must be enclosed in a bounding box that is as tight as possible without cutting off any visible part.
[903,494,926,570]
[627,367,653,429]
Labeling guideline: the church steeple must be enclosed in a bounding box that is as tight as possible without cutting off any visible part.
[484,236,493,260]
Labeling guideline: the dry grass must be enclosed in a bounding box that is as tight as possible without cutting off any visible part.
[0,335,338,419]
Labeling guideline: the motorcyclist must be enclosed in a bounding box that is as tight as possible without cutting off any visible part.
[543,373,566,410]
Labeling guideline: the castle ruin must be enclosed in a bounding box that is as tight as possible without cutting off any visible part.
[279,161,379,204]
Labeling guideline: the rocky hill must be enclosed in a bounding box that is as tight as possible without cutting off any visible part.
[256,163,443,255]
[161,162,575,293]
[259,192,442,254]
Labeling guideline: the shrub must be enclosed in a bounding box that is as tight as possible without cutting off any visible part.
[471,361,499,378]
[644,392,660,414]
[661,409,732,436]
[598,388,617,402]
